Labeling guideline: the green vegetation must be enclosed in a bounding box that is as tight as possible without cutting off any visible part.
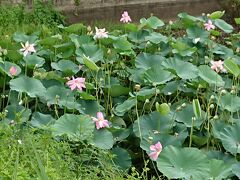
[1,2,240,179]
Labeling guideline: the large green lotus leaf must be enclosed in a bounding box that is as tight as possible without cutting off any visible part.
[64,23,87,34]
[174,104,204,127]
[113,38,132,51]
[39,37,60,46]
[144,66,174,85]
[224,58,240,77]
[70,34,94,48]
[186,26,209,42]
[157,146,209,179]
[209,11,225,19]
[10,76,46,98]
[140,134,184,153]
[214,19,233,33]
[93,129,114,149]
[109,128,130,142]
[172,41,197,56]
[78,100,103,116]
[198,65,225,87]
[111,147,132,171]
[3,104,31,123]
[207,150,236,164]
[128,29,150,43]
[136,88,156,101]
[52,114,94,141]
[83,55,99,71]
[51,60,79,75]
[105,84,130,97]
[0,61,21,77]
[140,16,164,29]
[135,53,165,70]
[44,85,79,109]
[129,69,145,84]
[54,42,75,58]
[211,121,228,139]
[162,58,198,79]
[211,43,234,58]
[218,93,240,112]
[208,159,232,180]
[145,32,168,44]
[232,163,240,178]
[30,112,55,129]
[133,111,173,138]
[219,123,240,155]
[24,54,45,68]
[76,44,103,63]
[13,32,38,43]
[113,97,136,116]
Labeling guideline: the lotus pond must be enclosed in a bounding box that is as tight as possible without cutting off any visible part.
[1,10,240,179]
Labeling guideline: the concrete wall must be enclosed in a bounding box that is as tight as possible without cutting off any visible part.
[0,0,221,23]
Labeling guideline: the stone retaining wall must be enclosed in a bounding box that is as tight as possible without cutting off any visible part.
[0,0,221,23]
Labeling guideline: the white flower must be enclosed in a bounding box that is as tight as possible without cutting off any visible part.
[20,41,36,57]
[93,27,108,39]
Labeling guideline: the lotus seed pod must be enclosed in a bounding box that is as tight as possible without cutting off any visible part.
[209,104,215,109]
[176,106,182,112]
[210,95,215,100]
[145,99,150,103]
[181,103,187,108]
[156,89,160,94]
[230,89,236,94]
[220,89,227,95]
[87,26,92,32]
[107,48,111,54]
[156,102,170,115]
[3,49,7,55]
[134,84,141,91]
[213,115,219,120]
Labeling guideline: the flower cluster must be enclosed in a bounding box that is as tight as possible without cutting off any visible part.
[120,11,132,23]
[92,112,109,129]
[210,60,226,73]
[204,20,215,31]
[148,141,162,161]
[66,77,86,91]
[20,41,36,57]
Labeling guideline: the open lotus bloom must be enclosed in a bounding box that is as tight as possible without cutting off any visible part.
[9,66,17,76]
[204,20,215,31]
[120,11,132,23]
[148,141,162,161]
[210,60,227,73]
[66,77,86,91]
[20,41,36,57]
[93,27,109,39]
[92,112,110,129]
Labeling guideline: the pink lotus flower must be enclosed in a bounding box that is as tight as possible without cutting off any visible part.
[20,41,36,57]
[120,11,132,23]
[148,141,162,161]
[92,112,109,129]
[9,66,17,76]
[210,60,227,73]
[204,20,215,31]
[66,77,86,91]
[93,27,109,39]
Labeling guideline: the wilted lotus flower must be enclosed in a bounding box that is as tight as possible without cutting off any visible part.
[66,76,86,91]
[92,112,109,129]
[9,66,17,76]
[210,60,227,73]
[204,20,215,31]
[20,41,36,57]
[93,27,109,39]
[148,141,162,161]
[120,11,132,23]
